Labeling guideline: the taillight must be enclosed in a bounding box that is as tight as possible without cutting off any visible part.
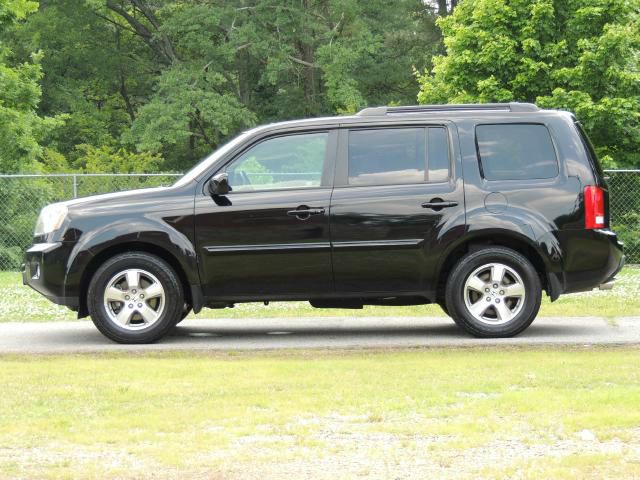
[584,185,605,229]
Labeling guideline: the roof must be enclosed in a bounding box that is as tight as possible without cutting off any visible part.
[242,103,565,136]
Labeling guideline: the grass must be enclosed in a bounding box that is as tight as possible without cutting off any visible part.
[1,347,639,479]
[2,267,639,322]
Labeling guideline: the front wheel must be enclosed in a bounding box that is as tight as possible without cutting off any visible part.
[87,252,184,344]
[445,247,542,338]
[174,304,192,326]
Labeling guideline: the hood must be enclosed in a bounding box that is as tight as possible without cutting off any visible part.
[61,186,170,210]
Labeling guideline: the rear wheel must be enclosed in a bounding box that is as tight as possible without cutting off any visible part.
[87,252,184,344]
[445,247,541,338]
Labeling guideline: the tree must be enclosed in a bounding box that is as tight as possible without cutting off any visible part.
[417,0,640,168]
[6,1,443,172]
[108,0,440,162]
[0,0,59,172]
[11,0,161,168]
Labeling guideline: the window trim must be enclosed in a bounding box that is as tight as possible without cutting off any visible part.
[335,125,453,189]
[205,129,337,195]
[474,122,560,182]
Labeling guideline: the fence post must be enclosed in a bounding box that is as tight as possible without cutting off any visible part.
[72,174,78,199]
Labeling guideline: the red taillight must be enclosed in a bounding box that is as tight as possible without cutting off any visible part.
[584,185,605,229]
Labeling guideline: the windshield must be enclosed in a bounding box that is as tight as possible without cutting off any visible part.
[173,131,253,188]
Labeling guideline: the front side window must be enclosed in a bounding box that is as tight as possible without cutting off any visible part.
[347,127,450,186]
[476,124,559,181]
[225,132,328,192]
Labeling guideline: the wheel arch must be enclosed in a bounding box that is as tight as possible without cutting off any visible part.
[77,241,203,318]
[436,230,556,302]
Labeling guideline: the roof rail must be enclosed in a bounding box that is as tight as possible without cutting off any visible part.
[357,103,539,116]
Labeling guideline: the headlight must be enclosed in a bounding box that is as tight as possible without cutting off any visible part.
[34,204,68,236]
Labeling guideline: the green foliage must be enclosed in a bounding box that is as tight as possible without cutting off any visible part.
[74,144,163,174]
[0,0,37,23]
[0,0,58,172]
[417,0,640,167]
[9,0,155,168]
[2,0,441,173]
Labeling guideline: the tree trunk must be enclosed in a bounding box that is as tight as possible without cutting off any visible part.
[437,0,448,16]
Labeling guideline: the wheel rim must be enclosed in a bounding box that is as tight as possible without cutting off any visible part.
[463,262,526,326]
[103,269,165,330]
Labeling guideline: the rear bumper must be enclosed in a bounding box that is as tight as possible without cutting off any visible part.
[560,228,624,294]
[22,242,78,310]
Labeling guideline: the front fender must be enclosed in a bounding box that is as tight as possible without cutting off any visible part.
[63,217,199,300]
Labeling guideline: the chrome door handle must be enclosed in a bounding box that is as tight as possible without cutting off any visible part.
[421,199,459,210]
[287,207,326,219]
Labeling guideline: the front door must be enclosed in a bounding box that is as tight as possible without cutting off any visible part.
[195,130,336,300]
[330,125,465,295]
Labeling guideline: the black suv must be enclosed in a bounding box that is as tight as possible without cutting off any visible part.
[24,103,624,343]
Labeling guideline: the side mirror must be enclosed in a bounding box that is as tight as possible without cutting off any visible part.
[208,173,232,196]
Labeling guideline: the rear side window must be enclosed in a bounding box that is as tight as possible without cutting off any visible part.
[347,127,450,186]
[476,124,558,181]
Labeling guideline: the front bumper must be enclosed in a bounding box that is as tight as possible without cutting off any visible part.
[23,242,78,310]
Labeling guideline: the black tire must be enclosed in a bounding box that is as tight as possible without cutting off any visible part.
[437,301,450,317]
[445,247,542,338]
[87,252,184,344]
[174,304,192,326]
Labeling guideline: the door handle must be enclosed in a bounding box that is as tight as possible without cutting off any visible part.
[421,199,459,210]
[287,206,326,219]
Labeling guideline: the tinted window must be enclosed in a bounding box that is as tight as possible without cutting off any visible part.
[226,132,328,192]
[476,124,558,181]
[348,128,426,186]
[428,127,450,183]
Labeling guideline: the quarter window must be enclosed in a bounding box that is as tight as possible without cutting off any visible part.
[225,132,328,192]
[347,127,450,186]
[428,127,450,183]
[476,124,558,181]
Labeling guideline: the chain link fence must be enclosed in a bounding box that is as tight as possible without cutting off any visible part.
[0,171,638,270]
[0,174,181,270]
[606,170,640,264]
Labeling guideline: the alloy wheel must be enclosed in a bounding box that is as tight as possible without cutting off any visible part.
[463,262,526,325]
[103,268,166,330]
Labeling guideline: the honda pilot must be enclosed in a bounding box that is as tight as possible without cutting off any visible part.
[24,103,624,343]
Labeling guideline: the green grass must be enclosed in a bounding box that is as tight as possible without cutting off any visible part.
[3,267,639,322]
[1,348,639,479]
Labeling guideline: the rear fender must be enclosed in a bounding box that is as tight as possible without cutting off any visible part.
[437,214,564,299]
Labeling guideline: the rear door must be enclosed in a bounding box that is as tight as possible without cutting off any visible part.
[329,124,465,295]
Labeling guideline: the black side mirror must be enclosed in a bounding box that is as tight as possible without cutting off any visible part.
[208,173,232,196]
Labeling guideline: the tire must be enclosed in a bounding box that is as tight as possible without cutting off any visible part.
[174,304,192,326]
[445,247,541,338]
[87,252,184,344]
[437,301,450,317]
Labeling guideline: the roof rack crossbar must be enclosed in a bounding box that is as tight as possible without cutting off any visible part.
[357,103,539,116]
